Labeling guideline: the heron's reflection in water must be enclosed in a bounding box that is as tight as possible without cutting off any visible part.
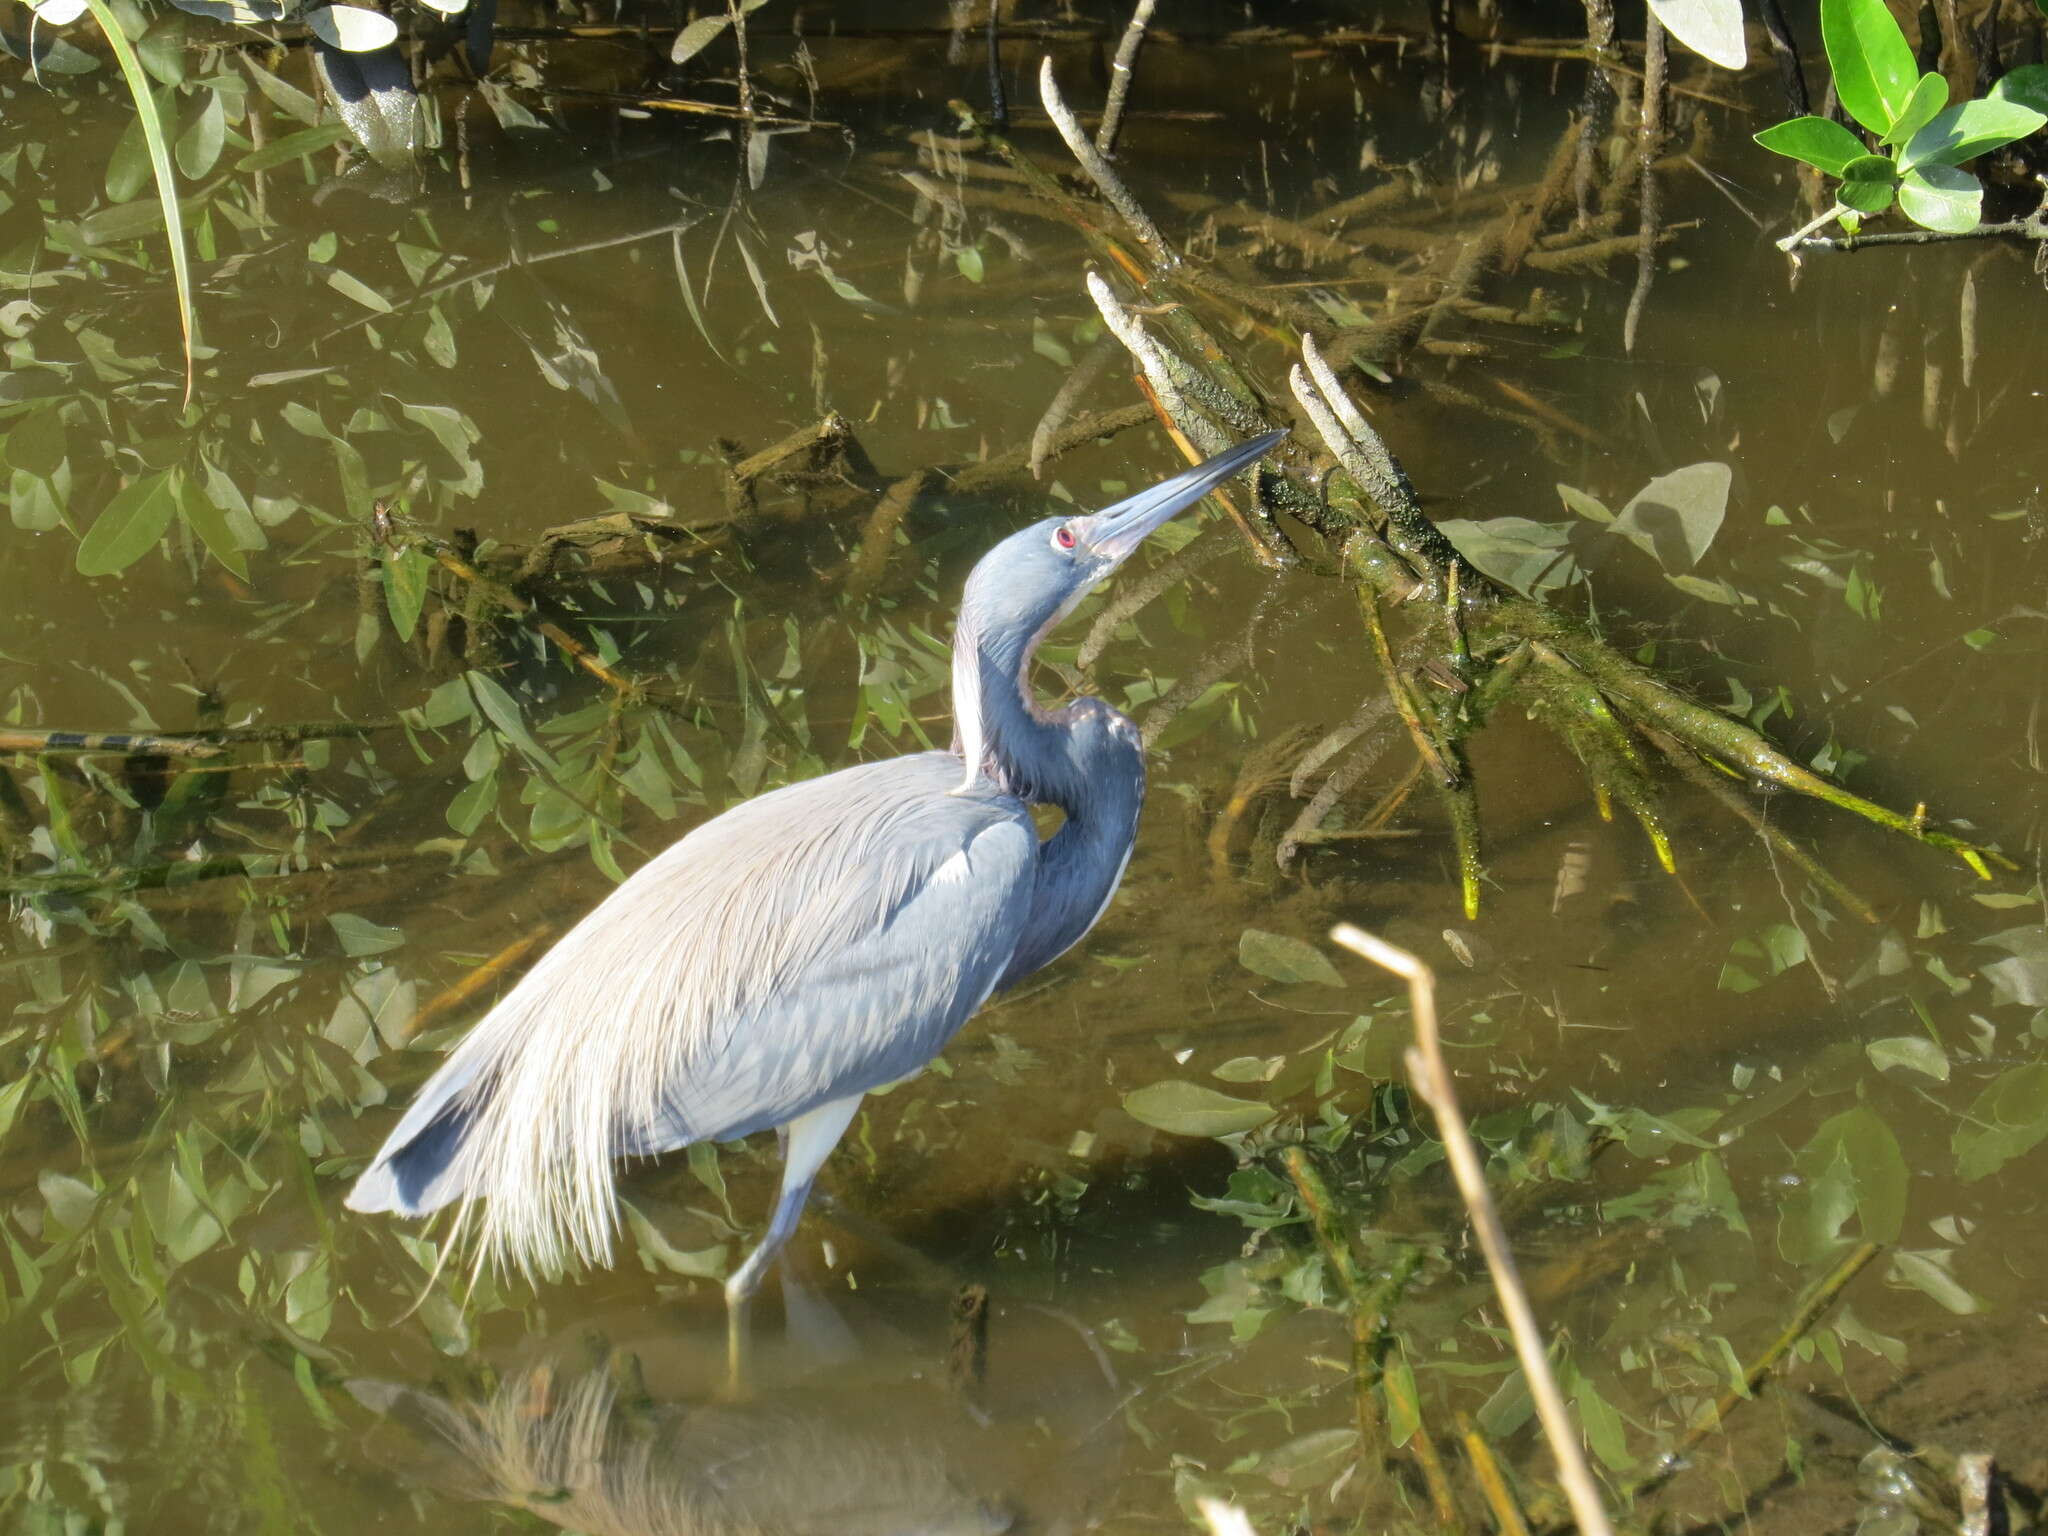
[348,1275,1125,1536]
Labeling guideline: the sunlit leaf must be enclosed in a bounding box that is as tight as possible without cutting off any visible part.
[1902,96,2047,169]
[1992,62,2048,115]
[1238,928,1344,987]
[669,0,766,64]
[1646,0,1745,68]
[1754,114,1869,175]
[1879,72,1947,147]
[1122,1081,1276,1138]
[1896,163,1980,231]
[1821,0,1917,134]
[29,0,90,22]
[76,467,180,576]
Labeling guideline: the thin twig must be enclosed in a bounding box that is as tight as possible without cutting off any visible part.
[1330,924,1616,1536]
[1095,0,1156,156]
[1622,10,1664,355]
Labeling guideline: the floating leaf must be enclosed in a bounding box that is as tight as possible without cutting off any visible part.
[1611,461,1730,571]
[1122,1081,1276,1138]
[305,3,397,50]
[1438,516,1578,597]
[1646,0,1745,69]
[77,467,180,576]
[1238,929,1344,987]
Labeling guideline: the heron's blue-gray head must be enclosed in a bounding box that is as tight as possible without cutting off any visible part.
[952,430,1286,790]
[957,430,1287,664]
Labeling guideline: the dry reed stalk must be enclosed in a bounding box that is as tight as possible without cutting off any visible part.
[1330,923,1617,1536]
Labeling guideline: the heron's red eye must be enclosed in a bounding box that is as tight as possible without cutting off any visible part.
[1055,525,1077,550]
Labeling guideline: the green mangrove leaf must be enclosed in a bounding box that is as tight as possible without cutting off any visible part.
[1122,1080,1276,1138]
[1646,0,1746,68]
[1897,163,1981,231]
[1865,1035,1949,1080]
[76,466,179,575]
[1902,97,2047,169]
[1992,63,2048,115]
[1611,461,1730,571]
[1821,0,1917,133]
[1239,928,1344,987]
[1837,154,1899,213]
[1879,72,1948,147]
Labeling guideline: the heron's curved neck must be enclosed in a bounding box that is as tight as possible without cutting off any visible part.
[953,614,1121,814]
[955,617,1148,988]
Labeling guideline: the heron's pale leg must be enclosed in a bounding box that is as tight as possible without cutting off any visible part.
[723,1093,864,1392]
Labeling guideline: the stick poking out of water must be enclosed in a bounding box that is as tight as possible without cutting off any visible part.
[1330,922,1617,1536]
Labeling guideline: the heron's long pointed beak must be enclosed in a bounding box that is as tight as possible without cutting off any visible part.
[1085,429,1288,566]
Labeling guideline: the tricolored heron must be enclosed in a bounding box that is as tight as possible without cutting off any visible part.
[347,429,1287,1373]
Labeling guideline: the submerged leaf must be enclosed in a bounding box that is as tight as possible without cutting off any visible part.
[1238,929,1344,987]
[77,468,180,576]
[1122,1081,1276,1138]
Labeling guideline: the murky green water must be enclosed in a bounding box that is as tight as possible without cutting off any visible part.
[5,3,2048,1531]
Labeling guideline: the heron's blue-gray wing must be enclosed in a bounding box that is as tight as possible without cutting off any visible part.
[345,752,1037,1276]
